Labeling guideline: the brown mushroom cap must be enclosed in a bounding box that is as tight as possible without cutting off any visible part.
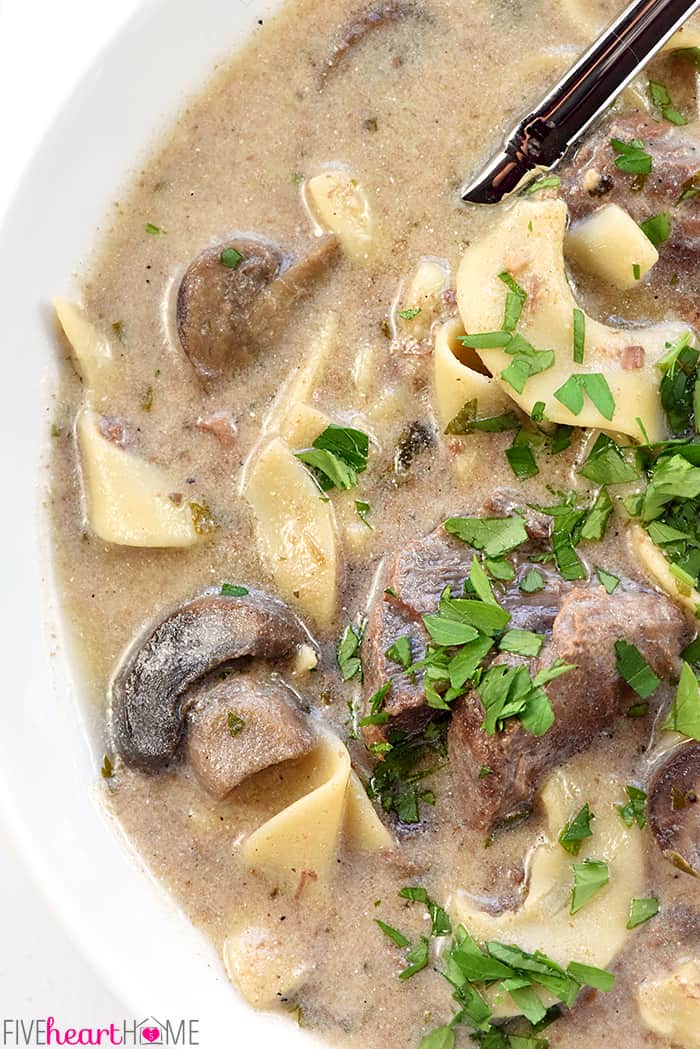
[176,235,340,380]
[111,591,307,772]
[649,742,700,877]
[186,672,314,798]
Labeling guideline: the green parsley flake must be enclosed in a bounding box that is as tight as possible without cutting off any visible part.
[663,662,700,740]
[499,271,527,332]
[627,896,659,929]
[649,80,687,126]
[531,401,546,423]
[554,373,616,421]
[458,331,512,349]
[227,711,245,737]
[499,629,545,658]
[559,803,594,856]
[572,308,585,364]
[506,431,539,480]
[595,567,620,594]
[571,859,609,914]
[444,516,529,558]
[418,1028,455,1049]
[520,568,546,593]
[610,137,652,175]
[220,583,249,597]
[617,785,647,829]
[639,211,672,247]
[632,262,641,281]
[615,640,661,699]
[338,623,363,681]
[385,635,413,670]
[399,306,422,321]
[145,222,165,234]
[444,400,520,436]
[525,174,561,194]
[399,936,430,980]
[579,433,639,485]
[399,886,451,936]
[355,499,373,528]
[296,424,369,492]
[220,247,243,269]
[375,919,409,948]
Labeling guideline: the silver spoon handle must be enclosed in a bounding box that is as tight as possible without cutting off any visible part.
[462,0,700,204]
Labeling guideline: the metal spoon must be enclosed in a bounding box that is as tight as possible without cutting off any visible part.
[461,0,700,205]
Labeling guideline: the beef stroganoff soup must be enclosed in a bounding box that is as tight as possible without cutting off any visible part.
[50,1,700,1046]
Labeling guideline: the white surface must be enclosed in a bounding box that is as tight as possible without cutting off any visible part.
[0,0,137,1023]
[0,1,308,1045]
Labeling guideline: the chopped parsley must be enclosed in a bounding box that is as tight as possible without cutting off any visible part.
[220,583,249,597]
[444,516,529,559]
[144,222,165,234]
[525,174,561,194]
[663,662,700,740]
[579,433,639,485]
[627,896,659,929]
[367,719,448,824]
[610,137,652,175]
[595,567,620,594]
[375,919,410,948]
[418,1028,454,1049]
[355,499,373,528]
[444,400,520,436]
[572,309,585,364]
[296,424,370,492]
[617,785,647,829]
[399,886,452,937]
[499,629,544,658]
[554,373,615,421]
[227,711,245,737]
[337,623,363,681]
[531,401,545,423]
[400,937,430,980]
[649,80,687,126]
[506,431,539,480]
[558,803,594,856]
[101,754,114,779]
[499,271,527,332]
[399,306,422,321]
[520,568,545,593]
[385,635,413,671]
[570,859,609,914]
[639,211,671,248]
[220,247,243,269]
[614,640,661,699]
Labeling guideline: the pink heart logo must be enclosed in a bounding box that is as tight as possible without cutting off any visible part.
[142,1030,160,1044]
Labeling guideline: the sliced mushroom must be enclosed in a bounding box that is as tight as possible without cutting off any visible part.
[186,672,314,798]
[176,235,340,380]
[318,1,427,86]
[111,591,307,772]
[649,742,700,877]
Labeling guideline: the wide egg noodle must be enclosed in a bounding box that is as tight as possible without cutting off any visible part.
[456,198,692,441]
[241,733,393,893]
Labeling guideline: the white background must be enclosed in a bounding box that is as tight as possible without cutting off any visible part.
[0,0,140,1022]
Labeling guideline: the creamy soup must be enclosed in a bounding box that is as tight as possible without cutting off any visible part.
[50,1,700,1047]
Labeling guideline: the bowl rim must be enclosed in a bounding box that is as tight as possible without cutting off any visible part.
[0,0,315,1043]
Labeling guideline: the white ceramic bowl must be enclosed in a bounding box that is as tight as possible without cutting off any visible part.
[0,1,314,1044]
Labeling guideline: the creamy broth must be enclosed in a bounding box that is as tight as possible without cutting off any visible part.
[49,1,700,1047]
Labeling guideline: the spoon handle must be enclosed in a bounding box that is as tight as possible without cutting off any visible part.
[462,0,700,204]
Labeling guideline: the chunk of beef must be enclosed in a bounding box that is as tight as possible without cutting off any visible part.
[361,507,562,745]
[449,587,691,831]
